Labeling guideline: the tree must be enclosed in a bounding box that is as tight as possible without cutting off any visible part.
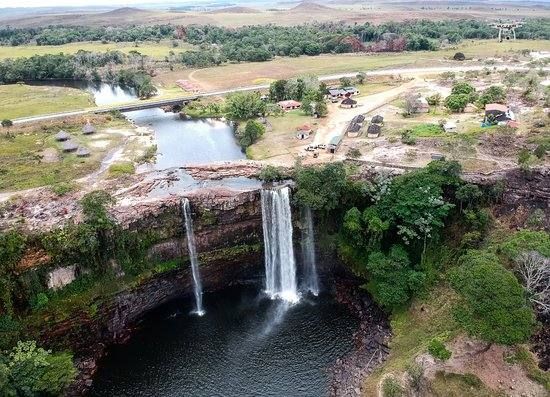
[339,76,352,88]
[515,251,550,315]
[356,72,366,85]
[259,165,284,183]
[0,341,77,396]
[365,245,426,311]
[477,85,506,107]
[455,183,482,210]
[224,92,266,120]
[293,163,360,213]
[237,120,265,148]
[444,93,469,112]
[403,94,420,116]
[269,79,287,102]
[450,251,535,345]
[426,93,442,106]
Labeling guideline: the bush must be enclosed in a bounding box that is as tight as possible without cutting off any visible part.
[237,120,265,148]
[347,147,361,158]
[428,338,452,360]
[108,162,135,178]
[30,293,49,311]
[50,182,75,196]
[259,165,284,183]
[401,130,416,145]
[382,377,403,397]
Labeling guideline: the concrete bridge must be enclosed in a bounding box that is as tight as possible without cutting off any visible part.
[94,95,200,113]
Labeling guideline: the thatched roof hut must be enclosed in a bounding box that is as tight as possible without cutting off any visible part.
[76,147,91,157]
[371,115,384,125]
[340,98,357,108]
[61,140,78,152]
[55,130,70,141]
[82,122,96,135]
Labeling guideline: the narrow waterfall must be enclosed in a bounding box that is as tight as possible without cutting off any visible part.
[182,198,205,316]
[261,187,299,303]
[301,207,319,296]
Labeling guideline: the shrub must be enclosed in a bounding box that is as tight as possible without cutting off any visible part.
[30,293,49,311]
[259,165,284,183]
[428,338,452,360]
[382,377,403,397]
[50,182,75,196]
[237,120,265,148]
[426,93,442,106]
[108,162,135,178]
[347,147,361,158]
[401,130,417,145]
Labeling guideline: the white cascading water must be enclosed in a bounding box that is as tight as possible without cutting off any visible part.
[261,187,299,303]
[301,207,320,296]
[182,198,205,316]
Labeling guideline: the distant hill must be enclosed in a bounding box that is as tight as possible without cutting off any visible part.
[207,6,261,14]
[100,7,150,17]
[291,2,335,12]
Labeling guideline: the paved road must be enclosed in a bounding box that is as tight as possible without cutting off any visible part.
[12,64,548,124]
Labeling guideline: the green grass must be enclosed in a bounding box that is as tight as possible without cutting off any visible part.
[247,110,316,160]
[0,118,128,192]
[363,286,460,395]
[0,40,195,60]
[409,123,446,137]
[506,346,550,391]
[164,39,550,90]
[0,84,94,120]
[108,162,135,178]
[429,372,501,397]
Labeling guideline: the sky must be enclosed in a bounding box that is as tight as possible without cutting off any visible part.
[0,0,175,6]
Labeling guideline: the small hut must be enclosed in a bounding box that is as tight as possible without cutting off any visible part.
[277,100,301,111]
[367,124,382,138]
[55,130,70,142]
[61,140,78,152]
[347,123,362,138]
[371,115,384,125]
[327,135,343,153]
[351,114,365,126]
[296,124,313,140]
[340,98,357,109]
[415,97,430,113]
[76,147,91,157]
[82,122,96,135]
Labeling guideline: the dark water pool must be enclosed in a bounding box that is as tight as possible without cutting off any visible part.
[89,286,358,397]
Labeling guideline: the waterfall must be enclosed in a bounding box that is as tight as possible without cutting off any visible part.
[301,207,320,296]
[261,187,299,303]
[182,198,205,316]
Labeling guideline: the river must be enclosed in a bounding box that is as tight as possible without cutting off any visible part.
[30,80,245,169]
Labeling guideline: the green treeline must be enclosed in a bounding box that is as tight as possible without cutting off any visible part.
[0,51,156,98]
[0,25,176,46]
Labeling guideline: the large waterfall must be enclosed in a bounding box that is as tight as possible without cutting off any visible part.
[301,207,319,296]
[261,187,299,303]
[182,198,205,316]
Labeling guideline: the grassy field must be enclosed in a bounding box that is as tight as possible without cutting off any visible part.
[0,40,194,60]
[0,84,94,119]
[247,110,317,160]
[156,40,550,90]
[0,116,129,191]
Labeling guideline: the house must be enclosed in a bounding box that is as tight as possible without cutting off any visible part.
[367,124,382,138]
[351,114,365,126]
[415,97,430,113]
[61,140,78,152]
[343,87,360,96]
[278,100,301,111]
[55,130,70,141]
[485,103,514,123]
[347,123,362,138]
[340,98,357,109]
[296,124,313,140]
[82,122,96,135]
[443,121,458,133]
[371,115,384,125]
[328,88,345,100]
[327,135,343,153]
